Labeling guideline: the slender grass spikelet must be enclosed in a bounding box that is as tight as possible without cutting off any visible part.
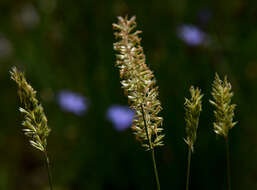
[209,73,237,190]
[112,16,164,150]
[10,66,53,190]
[113,16,163,190]
[184,86,203,152]
[184,86,203,190]
[10,66,51,152]
[209,73,237,138]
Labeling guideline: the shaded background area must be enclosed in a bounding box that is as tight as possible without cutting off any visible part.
[0,0,257,189]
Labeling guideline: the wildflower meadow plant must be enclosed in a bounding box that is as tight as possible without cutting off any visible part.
[8,14,241,190]
[113,16,164,190]
[184,86,203,190]
[210,73,237,190]
[10,67,53,190]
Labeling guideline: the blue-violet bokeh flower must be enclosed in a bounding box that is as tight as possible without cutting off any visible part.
[57,90,88,116]
[107,105,135,131]
[177,24,206,46]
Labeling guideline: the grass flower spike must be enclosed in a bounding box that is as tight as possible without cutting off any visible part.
[113,16,164,150]
[184,86,203,190]
[209,73,237,190]
[113,16,163,190]
[10,66,53,190]
[184,86,203,152]
[209,73,237,138]
[10,67,51,151]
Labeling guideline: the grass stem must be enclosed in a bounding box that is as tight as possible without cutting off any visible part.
[151,148,161,190]
[186,147,192,190]
[44,151,53,190]
[140,104,161,190]
[225,137,231,190]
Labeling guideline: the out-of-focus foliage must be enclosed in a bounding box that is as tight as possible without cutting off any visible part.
[1,0,257,190]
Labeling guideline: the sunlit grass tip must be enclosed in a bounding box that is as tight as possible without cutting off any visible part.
[209,73,237,138]
[10,66,53,190]
[10,66,51,151]
[112,16,164,150]
[184,86,203,152]
[184,86,203,190]
[113,16,164,190]
[209,73,237,190]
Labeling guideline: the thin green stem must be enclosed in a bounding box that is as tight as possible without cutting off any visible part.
[225,137,231,190]
[140,104,161,190]
[151,148,161,190]
[43,151,53,190]
[186,147,192,190]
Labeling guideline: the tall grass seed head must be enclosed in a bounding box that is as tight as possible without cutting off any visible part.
[209,73,237,138]
[184,86,203,152]
[113,16,164,150]
[10,66,51,152]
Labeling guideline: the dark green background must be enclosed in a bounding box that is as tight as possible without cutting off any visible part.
[0,0,257,189]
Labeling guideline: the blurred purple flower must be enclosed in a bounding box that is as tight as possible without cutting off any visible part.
[107,105,135,131]
[177,24,206,46]
[57,90,88,116]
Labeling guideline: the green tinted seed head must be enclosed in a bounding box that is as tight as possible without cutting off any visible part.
[10,67,51,152]
[184,86,203,152]
[209,73,237,138]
